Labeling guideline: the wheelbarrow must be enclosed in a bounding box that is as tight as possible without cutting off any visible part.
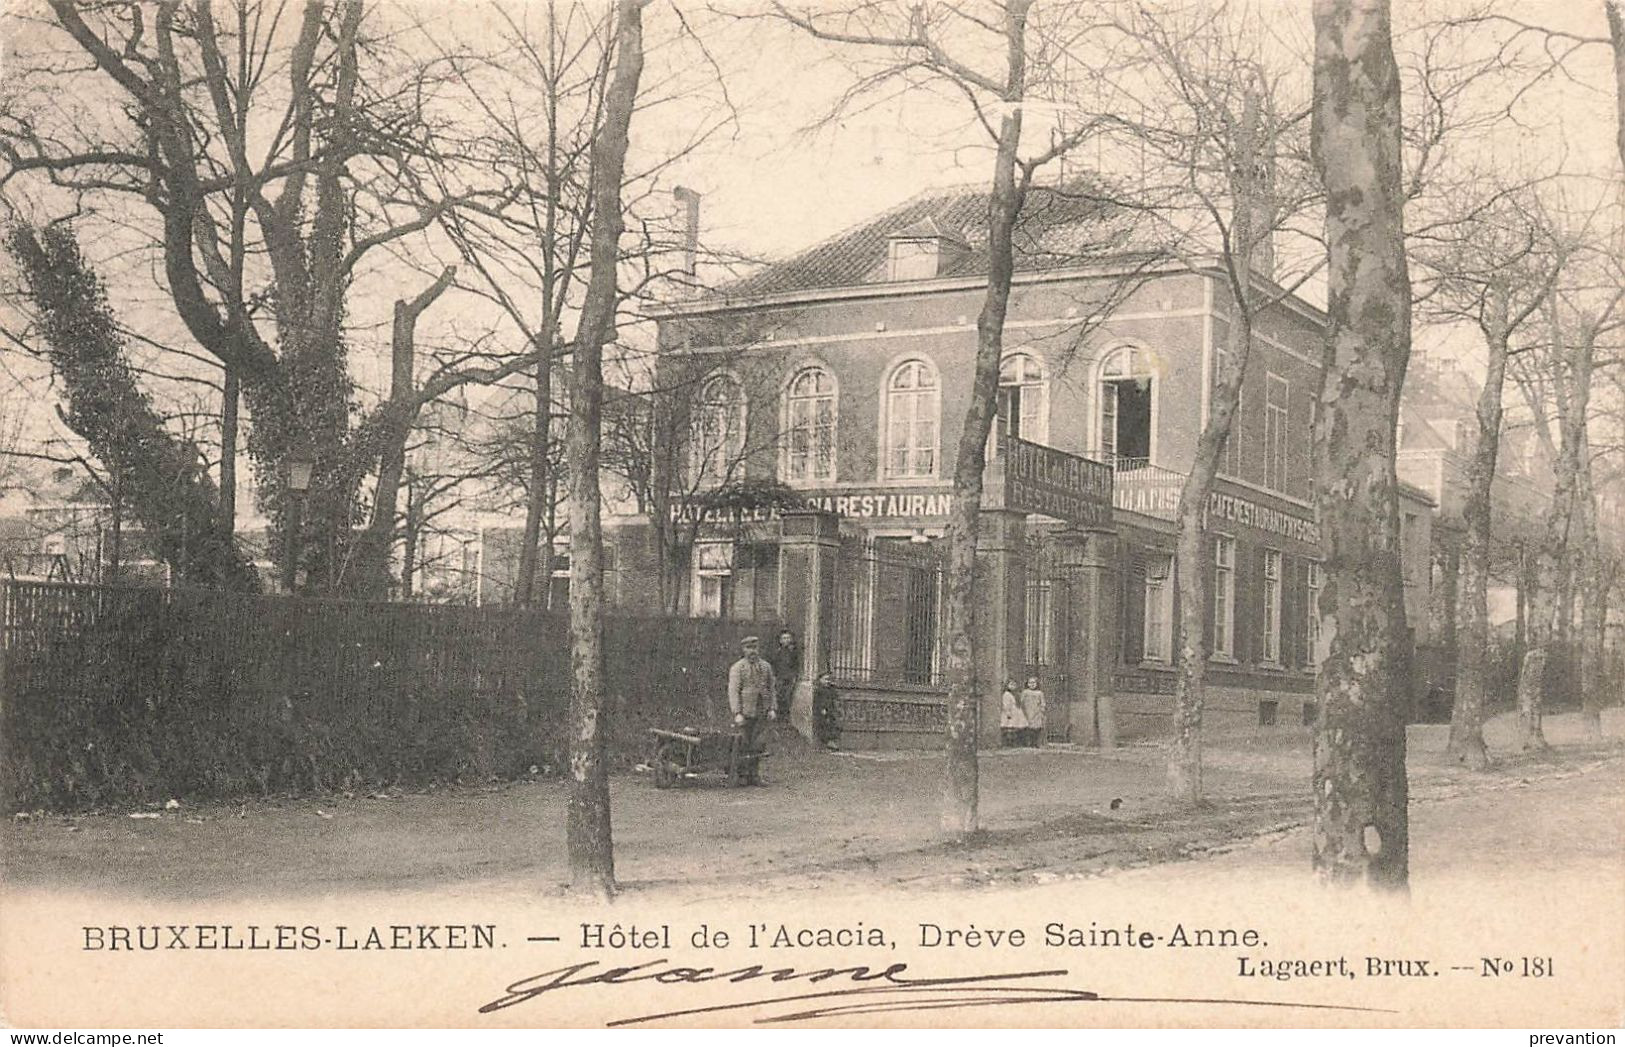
[648,727,766,788]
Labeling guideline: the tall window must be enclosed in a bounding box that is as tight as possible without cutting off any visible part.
[1212,536,1236,659]
[693,373,745,485]
[884,359,939,479]
[1215,344,1241,477]
[1144,553,1174,663]
[783,366,837,483]
[1262,549,1283,664]
[1307,561,1325,667]
[1264,373,1289,492]
[997,352,1048,445]
[1099,346,1155,464]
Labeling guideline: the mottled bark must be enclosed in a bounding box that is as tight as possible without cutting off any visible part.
[942,0,1032,836]
[1309,0,1412,891]
[564,0,647,897]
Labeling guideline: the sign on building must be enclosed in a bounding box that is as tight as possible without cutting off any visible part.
[1000,434,1114,527]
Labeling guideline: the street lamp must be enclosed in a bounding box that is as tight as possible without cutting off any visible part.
[283,453,314,594]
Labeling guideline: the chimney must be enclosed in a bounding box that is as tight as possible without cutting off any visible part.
[673,186,701,286]
[1235,83,1276,280]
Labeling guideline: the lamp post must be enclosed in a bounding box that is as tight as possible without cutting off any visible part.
[283,455,314,594]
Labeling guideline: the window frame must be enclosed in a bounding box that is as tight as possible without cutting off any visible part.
[1097,345,1158,465]
[781,364,838,485]
[1212,535,1236,661]
[1261,548,1283,665]
[691,371,747,488]
[690,539,735,619]
[1214,343,1242,478]
[1143,552,1174,664]
[1264,372,1289,493]
[881,357,942,481]
[1306,560,1325,668]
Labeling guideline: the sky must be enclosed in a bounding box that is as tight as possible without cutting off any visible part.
[1,0,1621,510]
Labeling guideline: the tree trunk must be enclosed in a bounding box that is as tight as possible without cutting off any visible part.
[400,484,420,600]
[355,268,456,599]
[1517,301,1594,749]
[1514,542,1530,662]
[1309,0,1412,891]
[1170,86,1271,806]
[1447,320,1510,770]
[1580,557,1613,735]
[564,0,647,898]
[1517,562,1554,749]
[1577,493,1607,736]
[941,0,1032,836]
[1169,311,1245,805]
[1607,0,1624,172]
[515,341,556,607]
[221,369,238,542]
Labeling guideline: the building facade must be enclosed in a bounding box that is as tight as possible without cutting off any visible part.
[594,184,1437,746]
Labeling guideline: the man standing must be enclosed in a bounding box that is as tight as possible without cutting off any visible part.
[728,636,776,769]
[767,628,801,722]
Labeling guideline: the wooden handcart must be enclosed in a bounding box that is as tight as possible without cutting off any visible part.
[649,727,766,788]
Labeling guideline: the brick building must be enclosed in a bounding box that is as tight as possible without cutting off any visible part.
[603,184,1434,745]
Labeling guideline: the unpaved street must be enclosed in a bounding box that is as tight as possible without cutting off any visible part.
[4,711,1620,899]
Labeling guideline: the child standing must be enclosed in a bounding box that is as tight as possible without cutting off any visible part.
[1021,675,1047,747]
[999,679,1026,747]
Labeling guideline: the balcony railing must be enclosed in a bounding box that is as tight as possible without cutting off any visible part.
[1108,456,1187,521]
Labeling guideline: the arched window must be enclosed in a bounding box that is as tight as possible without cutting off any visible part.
[782,365,837,483]
[692,372,746,484]
[997,352,1048,445]
[1098,346,1156,465]
[883,359,940,479]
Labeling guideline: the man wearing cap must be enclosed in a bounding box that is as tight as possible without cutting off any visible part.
[727,635,776,780]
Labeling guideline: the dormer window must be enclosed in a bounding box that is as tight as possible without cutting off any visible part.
[888,238,941,281]
[883,218,967,282]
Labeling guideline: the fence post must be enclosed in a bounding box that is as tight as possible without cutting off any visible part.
[974,509,1027,751]
[779,510,839,741]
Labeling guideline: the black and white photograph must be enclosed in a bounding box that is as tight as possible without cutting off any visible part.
[0,0,1621,1032]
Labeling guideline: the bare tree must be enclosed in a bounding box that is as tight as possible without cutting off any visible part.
[564,0,649,898]
[1098,4,1322,804]
[771,0,1129,834]
[1309,0,1413,890]
[1411,185,1573,768]
[0,0,536,593]
[407,0,734,608]
[1509,234,1623,749]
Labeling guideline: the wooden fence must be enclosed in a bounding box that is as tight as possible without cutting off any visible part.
[1,580,775,810]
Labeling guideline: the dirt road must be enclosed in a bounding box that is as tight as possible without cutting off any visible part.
[4,711,1619,899]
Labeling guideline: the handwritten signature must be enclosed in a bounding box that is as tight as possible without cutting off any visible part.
[480,959,1390,1026]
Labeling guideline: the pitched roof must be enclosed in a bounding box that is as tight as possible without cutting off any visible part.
[721,179,1141,299]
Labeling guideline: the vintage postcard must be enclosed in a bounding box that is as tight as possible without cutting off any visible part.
[1,0,1622,1031]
